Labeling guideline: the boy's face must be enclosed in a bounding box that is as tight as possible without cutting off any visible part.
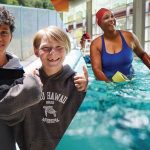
[0,24,12,53]
[35,35,66,74]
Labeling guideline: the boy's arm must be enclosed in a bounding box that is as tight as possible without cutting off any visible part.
[0,74,42,119]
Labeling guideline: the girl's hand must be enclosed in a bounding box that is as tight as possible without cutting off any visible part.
[74,66,88,92]
[24,69,43,87]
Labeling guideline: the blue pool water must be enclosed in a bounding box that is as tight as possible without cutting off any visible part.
[57,59,150,150]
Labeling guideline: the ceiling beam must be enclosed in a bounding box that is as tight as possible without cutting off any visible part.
[50,0,86,12]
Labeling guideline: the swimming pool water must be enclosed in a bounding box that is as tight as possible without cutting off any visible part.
[57,59,150,150]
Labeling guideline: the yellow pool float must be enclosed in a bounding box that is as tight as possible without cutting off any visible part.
[112,71,128,82]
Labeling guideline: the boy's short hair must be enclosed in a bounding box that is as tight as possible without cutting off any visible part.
[33,26,71,54]
[0,6,15,32]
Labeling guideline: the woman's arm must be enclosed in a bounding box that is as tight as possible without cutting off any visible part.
[90,37,109,81]
[131,32,150,69]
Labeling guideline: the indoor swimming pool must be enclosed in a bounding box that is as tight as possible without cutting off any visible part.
[57,59,150,150]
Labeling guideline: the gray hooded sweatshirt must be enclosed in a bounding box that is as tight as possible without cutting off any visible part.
[14,65,86,150]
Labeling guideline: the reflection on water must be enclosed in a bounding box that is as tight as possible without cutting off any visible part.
[57,60,150,150]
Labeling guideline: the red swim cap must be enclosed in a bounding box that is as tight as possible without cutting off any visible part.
[96,8,110,26]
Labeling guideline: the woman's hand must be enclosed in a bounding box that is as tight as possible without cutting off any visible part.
[74,66,88,92]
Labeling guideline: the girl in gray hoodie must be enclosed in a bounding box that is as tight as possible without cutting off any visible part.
[13,26,88,150]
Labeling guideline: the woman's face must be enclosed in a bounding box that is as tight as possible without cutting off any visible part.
[100,11,116,32]
[36,35,66,74]
[0,24,12,53]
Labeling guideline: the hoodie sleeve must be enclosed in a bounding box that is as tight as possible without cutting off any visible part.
[0,74,42,121]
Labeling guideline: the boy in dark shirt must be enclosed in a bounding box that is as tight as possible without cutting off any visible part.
[0,6,43,150]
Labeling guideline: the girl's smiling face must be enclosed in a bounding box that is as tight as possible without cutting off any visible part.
[36,35,66,75]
